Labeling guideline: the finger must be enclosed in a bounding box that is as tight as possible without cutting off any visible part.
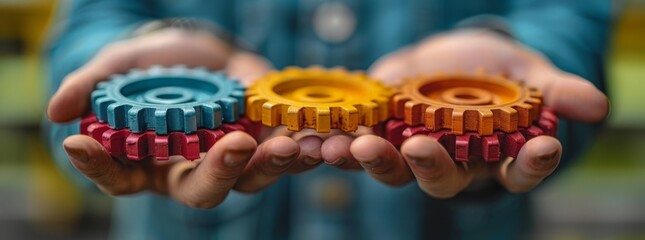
[48,43,137,123]
[225,51,273,86]
[542,72,609,123]
[63,135,148,195]
[401,136,471,198]
[368,46,416,85]
[512,51,609,123]
[350,135,413,186]
[321,135,362,169]
[48,30,236,123]
[496,136,561,193]
[234,136,300,193]
[168,132,256,209]
[288,135,324,173]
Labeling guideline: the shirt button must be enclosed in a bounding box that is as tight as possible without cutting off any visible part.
[312,2,357,44]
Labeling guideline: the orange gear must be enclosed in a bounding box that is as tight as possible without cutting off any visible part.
[391,71,542,135]
[246,67,393,132]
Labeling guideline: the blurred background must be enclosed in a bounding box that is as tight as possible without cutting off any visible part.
[0,0,643,239]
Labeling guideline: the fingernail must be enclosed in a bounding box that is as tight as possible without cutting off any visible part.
[65,147,89,163]
[537,150,558,163]
[327,157,346,166]
[304,156,322,166]
[406,154,434,168]
[359,158,382,168]
[224,151,251,167]
[271,155,293,166]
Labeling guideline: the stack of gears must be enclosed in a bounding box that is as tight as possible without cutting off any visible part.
[81,66,557,162]
[81,65,260,160]
[376,72,557,162]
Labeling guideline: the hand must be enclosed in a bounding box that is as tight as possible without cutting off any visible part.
[48,29,321,208]
[351,30,609,198]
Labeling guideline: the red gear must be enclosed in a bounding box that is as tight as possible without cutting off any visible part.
[80,114,261,161]
[379,108,557,162]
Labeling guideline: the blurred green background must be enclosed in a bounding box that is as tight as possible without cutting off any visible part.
[0,0,643,239]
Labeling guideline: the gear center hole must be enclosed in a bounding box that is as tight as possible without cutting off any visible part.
[307,93,331,98]
[157,93,184,100]
[454,93,478,100]
[441,87,493,106]
[143,87,195,105]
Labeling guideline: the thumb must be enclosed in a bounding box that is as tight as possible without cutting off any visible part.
[525,66,609,123]
[368,47,415,86]
[63,135,148,195]
[226,52,273,86]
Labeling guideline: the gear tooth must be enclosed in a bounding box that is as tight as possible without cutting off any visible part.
[87,122,110,142]
[372,97,390,121]
[246,95,268,122]
[231,90,246,115]
[148,65,166,75]
[504,131,526,158]
[125,132,155,160]
[529,87,543,99]
[391,93,411,119]
[358,102,379,127]
[91,90,108,115]
[261,101,282,127]
[218,97,240,122]
[170,64,189,74]
[154,109,169,135]
[192,66,209,76]
[455,134,471,162]
[154,135,170,160]
[283,67,304,77]
[197,129,223,152]
[182,107,197,133]
[96,81,111,90]
[315,107,331,132]
[482,135,501,162]
[513,103,533,127]
[524,97,542,122]
[173,133,200,160]
[126,107,146,132]
[229,78,245,90]
[107,103,131,129]
[95,96,116,122]
[286,105,304,131]
[404,101,426,126]
[340,105,359,132]
[424,106,440,131]
[128,68,145,77]
[493,107,518,133]
[451,109,465,135]
[102,129,129,156]
[200,102,223,129]
[477,109,494,135]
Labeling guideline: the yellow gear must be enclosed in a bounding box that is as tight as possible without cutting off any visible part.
[391,71,543,135]
[246,67,393,132]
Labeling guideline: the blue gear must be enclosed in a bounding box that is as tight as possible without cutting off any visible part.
[91,65,246,135]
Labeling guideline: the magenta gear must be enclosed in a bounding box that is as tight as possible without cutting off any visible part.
[379,108,558,162]
[81,114,261,161]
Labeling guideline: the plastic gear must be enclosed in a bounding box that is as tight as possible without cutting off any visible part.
[391,71,542,135]
[246,67,393,132]
[91,65,246,135]
[80,114,261,161]
[379,108,558,162]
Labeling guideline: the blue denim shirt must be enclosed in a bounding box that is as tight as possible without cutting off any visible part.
[46,0,612,239]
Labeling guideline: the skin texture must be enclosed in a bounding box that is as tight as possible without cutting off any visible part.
[48,29,609,208]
